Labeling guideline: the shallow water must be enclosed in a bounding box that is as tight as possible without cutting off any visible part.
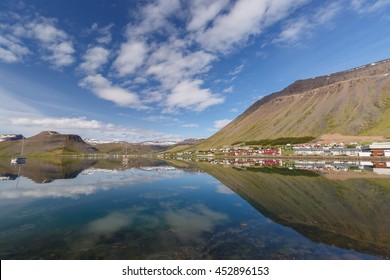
[0,157,388,259]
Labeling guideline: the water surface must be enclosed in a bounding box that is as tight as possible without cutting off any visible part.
[0,157,389,259]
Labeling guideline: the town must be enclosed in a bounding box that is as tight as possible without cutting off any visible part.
[167,141,390,158]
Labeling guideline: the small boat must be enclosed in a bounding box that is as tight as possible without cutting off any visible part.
[11,157,27,164]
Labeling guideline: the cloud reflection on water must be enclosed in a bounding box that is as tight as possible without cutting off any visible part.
[0,169,183,200]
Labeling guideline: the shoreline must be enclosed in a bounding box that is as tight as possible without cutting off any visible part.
[170,155,390,161]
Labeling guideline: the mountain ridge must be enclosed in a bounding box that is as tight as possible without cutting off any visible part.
[0,131,98,156]
[195,58,390,149]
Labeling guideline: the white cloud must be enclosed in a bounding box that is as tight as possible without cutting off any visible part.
[142,91,164,104]
[126,0,181,37]
[213,119,232,129]
[79,74,147,109]
[44,41,74,67]
[196,0,308,53]
[229,64,244,76]
[187,0,229,31]
[181,123,199,128]
[0,13,75,67]
[351,0,390,13]
[146,44,216,89]
[90,22,114,44]
[165,80,224,112]
[26,17,75,67]
[113,40,148,76]
[8,115,182,142]
[314,1,342,24]
[0,34,29,63]
[0,46,21,62]
[197,0,267,52]
[78,46,110,74]
[143,115,180,122]
[9,116,110,130]
[273,18,309,44]
[273,1,342,45]
[96,0,308,112]
[223,86,234,93]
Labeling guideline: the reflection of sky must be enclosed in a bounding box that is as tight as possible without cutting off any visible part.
[164,204,228,242]
[85,204,229,242]
[0,169,184,200]
[215,184,234,195]
[0,164,382,260]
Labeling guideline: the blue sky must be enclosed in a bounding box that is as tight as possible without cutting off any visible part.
[1,0,390,142]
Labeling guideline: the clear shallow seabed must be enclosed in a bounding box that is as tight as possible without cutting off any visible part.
[0,157,389,260]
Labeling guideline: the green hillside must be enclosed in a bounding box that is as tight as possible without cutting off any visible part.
[194,59,390,149]
[0,131,98,156]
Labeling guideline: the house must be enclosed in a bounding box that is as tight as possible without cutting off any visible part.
[293,148,327,155]
[329,148,362,156]
[362,142,390,156]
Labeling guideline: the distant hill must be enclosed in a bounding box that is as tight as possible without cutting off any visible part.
[0,131,98,156]
[93,142,168,155]
[164,138,205,153]
[195,58,390,149]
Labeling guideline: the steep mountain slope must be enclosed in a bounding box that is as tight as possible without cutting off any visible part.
[198,59,390,148]
[0,131,98,156]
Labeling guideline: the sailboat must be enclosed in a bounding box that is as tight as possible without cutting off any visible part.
[122,141,129,165]
[11,137,27,165]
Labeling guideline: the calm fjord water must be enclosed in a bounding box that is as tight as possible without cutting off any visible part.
[0,157,389,260]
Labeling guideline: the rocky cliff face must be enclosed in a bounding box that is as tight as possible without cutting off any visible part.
[197,58,390,148]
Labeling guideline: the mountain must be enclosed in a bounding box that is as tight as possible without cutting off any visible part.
[163,138,205,153]
[197,59,390,149]
[93,142,168,155]
[0,131,98,156]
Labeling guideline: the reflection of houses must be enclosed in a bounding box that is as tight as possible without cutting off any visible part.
[293,147,361,156]
[372,162,390,175]
[293,148,327,156]
[259,149,281,155]
[293,160,390,175]
[0,173,18,180]
[294,143,390,157]
[329,148,361,156]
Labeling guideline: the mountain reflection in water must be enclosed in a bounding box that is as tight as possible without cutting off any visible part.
[0,157,388,259]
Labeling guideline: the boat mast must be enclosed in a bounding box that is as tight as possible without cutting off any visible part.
[20,137,25,156]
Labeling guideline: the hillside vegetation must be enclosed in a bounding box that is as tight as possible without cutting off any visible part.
[195,59,390,149]
[0,131,98,156]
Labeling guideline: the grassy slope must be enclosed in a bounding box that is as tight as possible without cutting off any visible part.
[195,72,390,150]
[0,133,167,156]
[0,133,98,156]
